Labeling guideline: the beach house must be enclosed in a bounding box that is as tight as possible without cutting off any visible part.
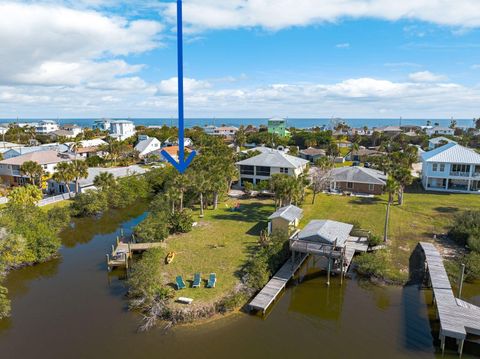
[421,143,480,193]
[268,118,290,137]
[109,120,136,141]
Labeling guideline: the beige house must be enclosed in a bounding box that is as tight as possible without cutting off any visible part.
[268,205,303,235]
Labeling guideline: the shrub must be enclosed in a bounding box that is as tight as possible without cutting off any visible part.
[128,248,174,303]
[243,257,270,291]
[368,234,383,247]
[70,190,108,217]
[85,155,105,167]
[47,206,71,232]
[0,285,10,320]
[243,181,254,195]
[168,209,194,234]
[465,252,480,282]
[134,213,169,243]
[449,211,480,252]
[355,250,389,279]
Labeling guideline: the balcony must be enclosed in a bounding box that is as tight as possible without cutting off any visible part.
[449,171,471,178]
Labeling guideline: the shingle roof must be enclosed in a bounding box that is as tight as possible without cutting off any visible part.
[300,147,326,156]
[134,137,160,154]
[0,150,70,166]
[422,143,480,164]
[329,166,386,185]
[268,205,303,222]
[236,150,309,169]
[297,220,353,246]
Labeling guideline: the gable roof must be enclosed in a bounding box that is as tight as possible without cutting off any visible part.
[422,143,480,164]
[300,147,326,156]
[0,150,70,166]
[236,149,309,169]
[297,220,353,247]
[329,166,387,185]
[134,137,160,154]
[268,205,303,222]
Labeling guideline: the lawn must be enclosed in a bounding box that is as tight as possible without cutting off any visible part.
[160,198,275,303]
[301,185,480,282]
[40,199,72,211]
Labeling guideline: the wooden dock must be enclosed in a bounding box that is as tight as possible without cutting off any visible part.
[106,237,163,271]
[249,253,308,314]
[420,242,480,356]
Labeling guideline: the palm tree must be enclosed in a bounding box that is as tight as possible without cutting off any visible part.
[392,167,413,205]
[70,136,84,159]
[93,172,116,191]
[52,162,74,195]
[384,177,399,243]
[69,160,89,193]
[20,161,43,187]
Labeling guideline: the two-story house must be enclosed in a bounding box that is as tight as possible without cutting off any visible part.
[421,143,480,193]
[235,148,309,186]
[109,120,136,141]
[0,150,71,187]
[426,126,455,136]
[35,120,59,134]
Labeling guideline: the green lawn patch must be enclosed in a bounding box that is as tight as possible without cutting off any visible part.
[159,198,275,304]
[301,189,480,282]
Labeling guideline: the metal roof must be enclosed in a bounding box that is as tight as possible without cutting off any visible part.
[268,205,303,222]
[428,137,456,145]
[236,150,309,169]
[329,166,386,185]
[297,220,353,247]
[134,137,160,154]
[422,143,480,164]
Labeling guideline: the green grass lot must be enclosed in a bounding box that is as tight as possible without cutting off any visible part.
[40,199,72,211]
[302,185,480,282]
[161,198,275,303]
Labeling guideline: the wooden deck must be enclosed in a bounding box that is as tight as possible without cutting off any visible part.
[249,253,308,313]
[420,242,480,355]
[106,239,163,271]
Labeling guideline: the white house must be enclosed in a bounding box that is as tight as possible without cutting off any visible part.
[421,142,480,193]
[2,145,59,160]
[235,148,309,186]
[428,137,457,150]
[35,120,59,134]
[58,139,107,158]
[109,120,136,141]
[134,136,161,158]
[164,137,193,147]
[0,150,72,187]
[204,126,239,136]
[426,127,455,136]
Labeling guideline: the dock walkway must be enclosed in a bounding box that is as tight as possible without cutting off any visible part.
[106,239,163,271]
[420,242,480,356]
[249,253,307,313]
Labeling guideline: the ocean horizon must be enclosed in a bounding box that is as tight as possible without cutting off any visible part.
[0,117,474,129]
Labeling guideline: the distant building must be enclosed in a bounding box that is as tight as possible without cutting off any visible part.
[93,119,112,132]
[35,120,59,134]
[426,127,455,137]
[421,142,480,193]
[268,118,290,137]
[299,147,326,163]
[428,137,457,150]
[346,147,385,162]
[328,166,387,195]
[235,148,309,186]
[50,124,83,140]
[2,145,58,160]
[109,120,136,141]
[134,136,161,158]
[0,150,71,186]
[164,137,193,147]
[58,139,107,159]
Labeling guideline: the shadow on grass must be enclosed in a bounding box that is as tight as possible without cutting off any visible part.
[434,206,459,214]
[212,201,273,224]
[349,197,384,205]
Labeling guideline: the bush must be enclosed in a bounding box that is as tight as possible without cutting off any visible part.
[449,211,480,252]
[47,206,71,232]
[243,257,270,291]
[134,213,169,243]
[168,209,194,234]
[85,155,105,167]
[71,190,108,217]
[0,285,10,320]
[465,252,480,282]
[128,248,174,303]
[368,234,383,247]
[355,250,389,279]
[243,181,254,195]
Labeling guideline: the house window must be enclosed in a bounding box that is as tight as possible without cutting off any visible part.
[368,184,375,191]
[347,182,353,189]
[432,163,438,172]
[439,164,445,172]
[452,164,470,173]
[280,168,289,174]
[256,166,271,177]
[240,165,254,175]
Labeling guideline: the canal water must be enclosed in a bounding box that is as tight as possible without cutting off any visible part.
[0,206,479,359]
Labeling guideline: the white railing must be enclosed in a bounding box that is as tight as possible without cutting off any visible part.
[449,171,471,177]
[38,192,76,207]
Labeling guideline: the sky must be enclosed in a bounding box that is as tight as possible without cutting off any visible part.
[0,0,480,119]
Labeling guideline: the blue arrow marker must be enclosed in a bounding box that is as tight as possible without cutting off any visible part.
[161,0,196,174]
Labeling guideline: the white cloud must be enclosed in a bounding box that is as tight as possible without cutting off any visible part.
[335,43,350,48]
[160,0,480,31]
[157,77,212,95]
[408,71,448,83]
[0,2,162,87]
